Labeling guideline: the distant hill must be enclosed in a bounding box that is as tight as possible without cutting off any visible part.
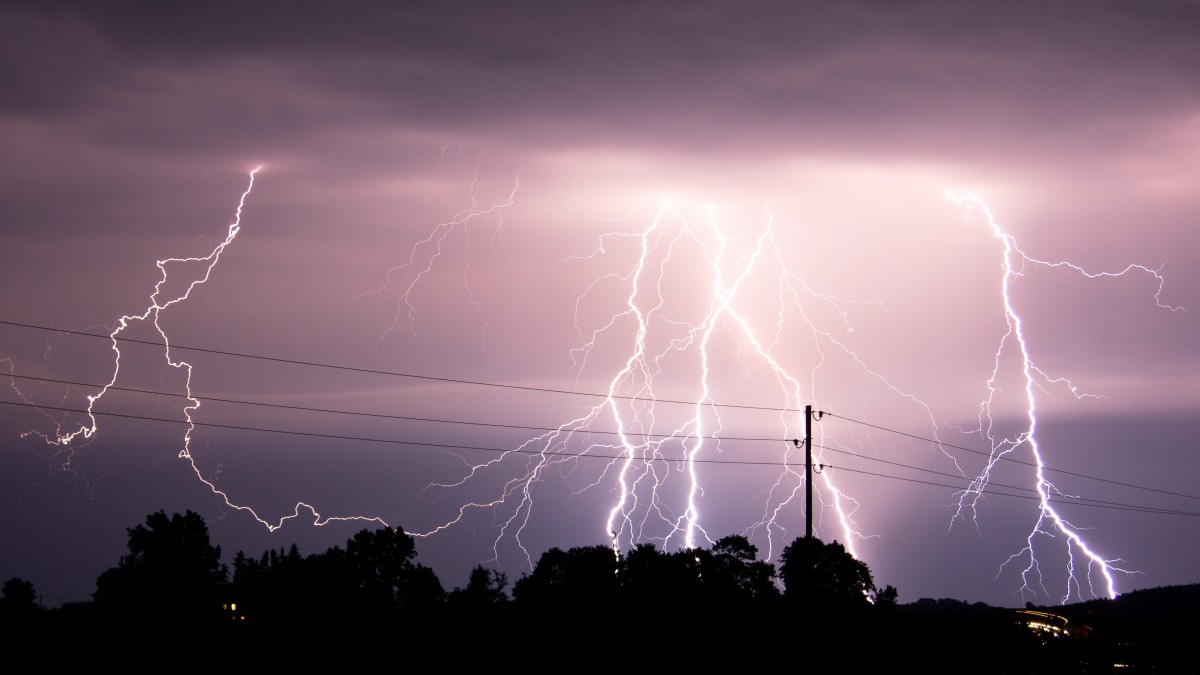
[1030,584,1199,672]
[1049,582,1200,622]
[884,586,1198,672]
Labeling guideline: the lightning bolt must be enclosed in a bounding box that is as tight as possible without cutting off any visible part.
[12,167,386,532]
[409,196,945,572]
[10,165,1173,603]
[359,165,520,346]
[949,193,1177,603]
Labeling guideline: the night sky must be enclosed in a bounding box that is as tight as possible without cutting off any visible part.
[2,1,1198,609]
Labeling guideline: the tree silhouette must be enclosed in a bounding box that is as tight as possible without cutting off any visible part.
[230,544,308,624]
[699,535,780,605]
[344,526,444,614]
[1,577,38,624]
[875,583,899,609]
[619,542,702,606]
[225,525,448,627]
[513,545,619,609]
[448,564,509,610]
[779,536,874,609]
[93,510,227,623]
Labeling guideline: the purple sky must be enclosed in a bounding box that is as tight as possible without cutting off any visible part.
[2,1,1198,609]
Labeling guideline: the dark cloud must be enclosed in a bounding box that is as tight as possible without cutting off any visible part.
[5,1,1197,163]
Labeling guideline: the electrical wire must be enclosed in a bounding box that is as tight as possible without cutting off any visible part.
[3,398,1196,518]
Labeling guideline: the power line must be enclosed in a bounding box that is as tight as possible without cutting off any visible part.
[820,465,1200,517]
[0,319,800,412]
[0,399,824,467]
[12,370,1191,507]
[822,411,1200,502]
[812,451,1199,516]
[1,372,785,444]
[4,375,1163,513]
[5,317,1195,504]
[3,399,1196,518]
[812,442,1041,497]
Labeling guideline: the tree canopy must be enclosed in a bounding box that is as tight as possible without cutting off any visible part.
[512,545,619,607]
[93,510,226,623]
[1,577,38,620]
[779,536,876,609]
[88,508,898,634]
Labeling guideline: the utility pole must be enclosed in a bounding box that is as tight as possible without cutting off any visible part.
[805,404,813,540]
[793,406,820,539]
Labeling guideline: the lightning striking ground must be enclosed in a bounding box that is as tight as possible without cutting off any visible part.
[407,196,947,571]
[950,193,1178,603]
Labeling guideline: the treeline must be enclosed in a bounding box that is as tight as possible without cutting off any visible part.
[3,510,895,632]
[11,510,1193,670]
[80,510,895,628]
